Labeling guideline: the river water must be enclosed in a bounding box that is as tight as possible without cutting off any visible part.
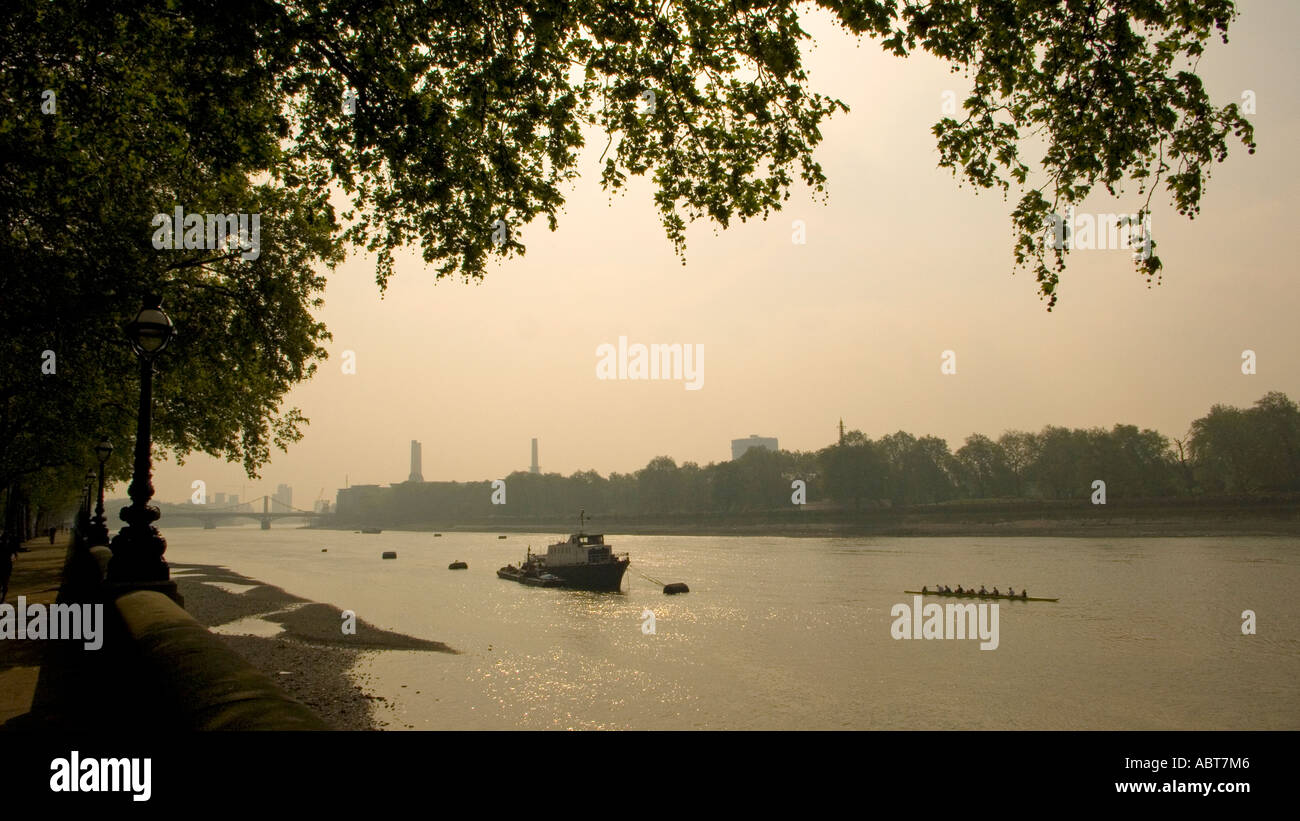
[166,528,1299,730]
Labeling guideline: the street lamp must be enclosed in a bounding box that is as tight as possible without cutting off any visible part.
[78,470,95,544]
[108,295,179,601]
[89,438,113,546]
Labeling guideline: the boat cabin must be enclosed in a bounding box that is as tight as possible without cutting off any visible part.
[546,532,612,566]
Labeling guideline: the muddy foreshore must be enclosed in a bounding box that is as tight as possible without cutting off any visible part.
[172,563,455,730]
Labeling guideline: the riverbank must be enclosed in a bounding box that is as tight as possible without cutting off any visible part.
[172,564,455,730]
[322,494,1300,538]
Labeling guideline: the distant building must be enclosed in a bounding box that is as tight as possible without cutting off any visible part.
[530,438,540,474]
[274,483,292,512]
[409,440,424,483]
[731,434,778,460]
[213,492,226,507]
[228,494,239,509]
[335,484,384,521]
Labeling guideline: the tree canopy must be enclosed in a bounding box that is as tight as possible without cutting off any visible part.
[0,0,1258,527]
[266,0,1255,302]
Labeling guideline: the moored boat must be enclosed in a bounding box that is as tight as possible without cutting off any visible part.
[496,511,629,592]
[496,564,564,587]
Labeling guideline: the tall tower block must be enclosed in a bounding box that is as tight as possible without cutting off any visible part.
[530,438,540,474]
[409,440,424,483]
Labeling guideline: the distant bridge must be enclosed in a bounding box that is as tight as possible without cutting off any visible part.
[158,495,323,530]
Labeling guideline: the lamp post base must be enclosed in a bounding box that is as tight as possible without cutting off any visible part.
[107,513,177,605]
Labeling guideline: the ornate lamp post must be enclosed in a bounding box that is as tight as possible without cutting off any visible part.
[89,438,113,546]
[82,469,95,521]
[75,470,94,547]
[107,295,179,601]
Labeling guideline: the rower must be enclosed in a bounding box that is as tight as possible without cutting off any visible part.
[921,585,928,593]
[1007,587,1015,597]
[1021,589,1028,598]
[992,587,999,596]
[978,585,987,595]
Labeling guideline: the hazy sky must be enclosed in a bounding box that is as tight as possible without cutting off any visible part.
[150,3,1298,508]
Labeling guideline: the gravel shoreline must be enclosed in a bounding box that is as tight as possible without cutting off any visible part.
[173,563,455,730]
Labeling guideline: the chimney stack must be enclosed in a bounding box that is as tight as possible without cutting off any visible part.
[530,438,539,474]
[409,440,423,483]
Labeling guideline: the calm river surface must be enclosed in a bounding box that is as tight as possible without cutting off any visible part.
[167,528,1299,730]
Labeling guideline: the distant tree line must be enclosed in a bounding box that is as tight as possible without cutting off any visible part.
[337,392,1300,525]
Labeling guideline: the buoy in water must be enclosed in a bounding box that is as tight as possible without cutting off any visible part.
[382,551,397,559]
[663,583,690,595]
[434,533,442,537]
[321,548,328,552]
[449,560,468,570]
[497,535,507,539]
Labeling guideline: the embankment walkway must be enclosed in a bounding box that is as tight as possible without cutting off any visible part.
[0,534,69,724]
[1,533,329,731]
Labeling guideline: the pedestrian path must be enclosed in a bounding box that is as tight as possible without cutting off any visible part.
[0,534,72,725]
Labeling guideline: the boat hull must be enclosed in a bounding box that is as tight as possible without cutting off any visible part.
[545,559,629,591]
[498,559,629,592]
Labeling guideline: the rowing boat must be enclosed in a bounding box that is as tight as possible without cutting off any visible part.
[904,590,1059,602]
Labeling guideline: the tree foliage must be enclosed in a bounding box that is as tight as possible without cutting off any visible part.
[0,0,1259,529]
[1,1,341,510]
[827,0,1256,308]
[1189,392,1300,493]
[271,0,1256,303]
